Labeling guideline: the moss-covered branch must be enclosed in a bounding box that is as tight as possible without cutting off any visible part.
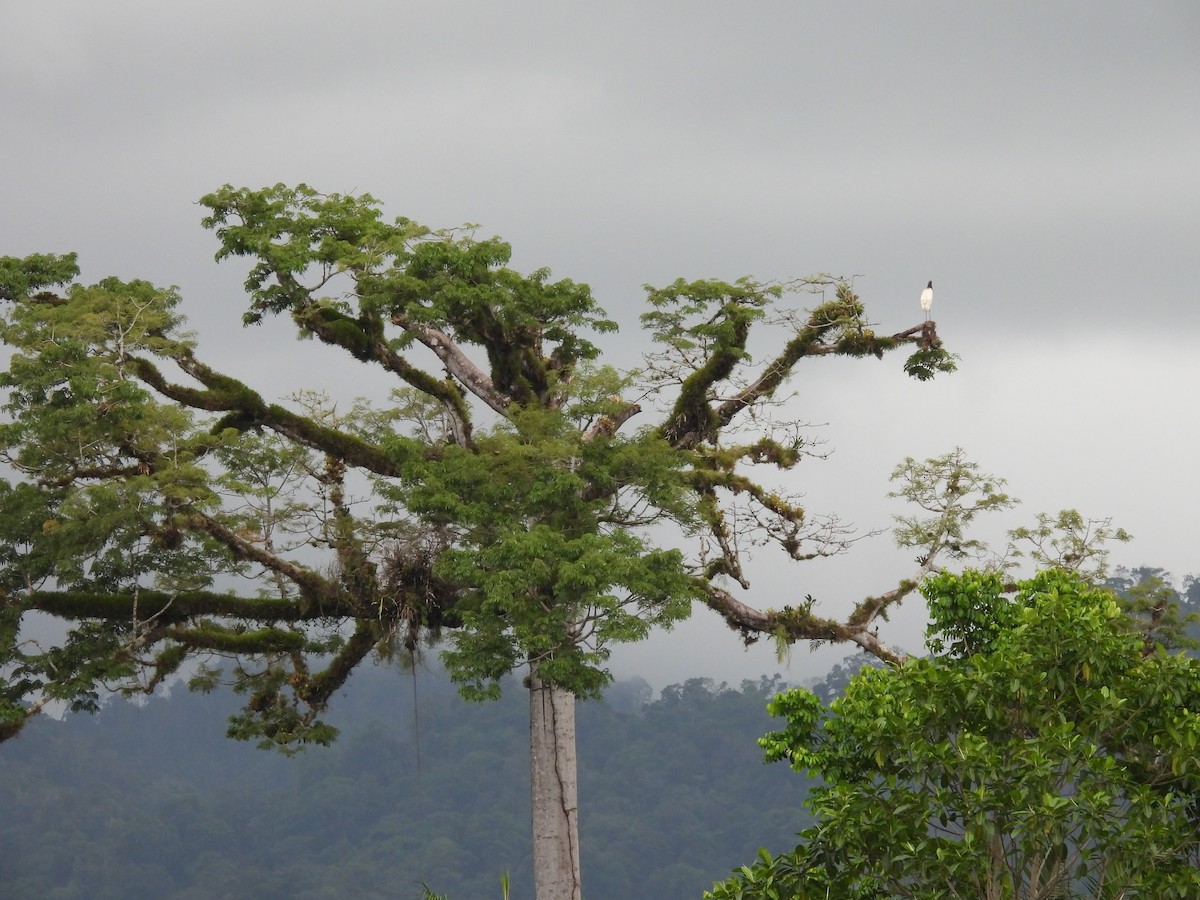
[21,589,350,623]
[167,622,313,653]
[714,312,938,431]
[653,283,941,449]
[702,583,906,666]
[658,306,752,448]
[188,511,343,612]
[293,303,474,445]
[296,618,380,707]
[131,354,406,476]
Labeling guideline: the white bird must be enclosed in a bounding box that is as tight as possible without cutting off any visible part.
[919,281,933,321]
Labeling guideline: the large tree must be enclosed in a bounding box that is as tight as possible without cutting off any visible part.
[708,569,1200,899]
[0,184,958,899]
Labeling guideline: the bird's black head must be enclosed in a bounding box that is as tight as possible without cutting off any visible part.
[927,280,933,289]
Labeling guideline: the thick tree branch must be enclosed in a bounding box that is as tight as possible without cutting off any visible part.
[715,320,937,430]
[187,511,343,611]
[165,622,312,653]
[699,446,999,661]
[297,618,379,707]
[702,583,908,666]
[21,589,348,623]
[39,464,148,488]
[131,354,404,477]
[393,316,512,416]
[581,402,641,441]
[659,314,751,449]
[0,694,51,743]
[290,303,474,446]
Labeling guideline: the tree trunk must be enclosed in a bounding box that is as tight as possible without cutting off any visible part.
[529,662,582,900]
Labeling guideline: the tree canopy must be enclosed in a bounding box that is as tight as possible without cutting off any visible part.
[0,182,956,746]
[2,184,966,899]
[708,568,1200,899]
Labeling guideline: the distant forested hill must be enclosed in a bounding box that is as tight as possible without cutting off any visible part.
[0,664,816,899]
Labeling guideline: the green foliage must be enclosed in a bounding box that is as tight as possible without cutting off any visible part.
[389,408,702,699]
[0,184,951,754]
[711,569,1200,898]
[902,344,959,381]
[0,251,80,300]
[889,448,1017,562]
[199,182,616,405]
[0,479,60,592]
[640,277,771,445]
[642,276,774,355]
[805,651,885,705]
[923,568,1020,656]
[1009,508,1132,583]
[199,182,418,324]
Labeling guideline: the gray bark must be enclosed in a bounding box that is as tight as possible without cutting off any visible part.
[529,663,582,900]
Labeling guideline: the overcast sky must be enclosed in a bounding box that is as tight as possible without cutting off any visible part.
[3,2,1198,688]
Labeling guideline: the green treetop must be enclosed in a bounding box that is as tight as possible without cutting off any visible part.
[0,183,957,745]
[709,568,1200,899]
